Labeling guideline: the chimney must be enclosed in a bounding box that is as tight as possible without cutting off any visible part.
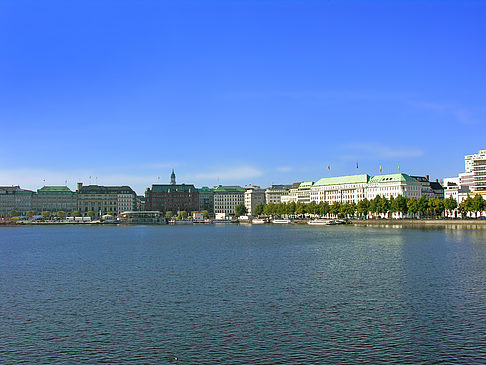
[426,175,429,181]
[77,182,83,192]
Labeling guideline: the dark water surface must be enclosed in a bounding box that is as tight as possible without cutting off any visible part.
[1,225,486,364]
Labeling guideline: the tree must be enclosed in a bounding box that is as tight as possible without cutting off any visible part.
[254,203,264,216]
[234,204,247,217]
[357,199,370,218]
[42,211,50,219]
[396,195,408,217]
[370,196,381,217]
[57,211,65,219]
[330,202,341,217]
[26,210,35,218]
[72,210,81,217]
[417,196,429,217]
[407,197,419,217]
[179,211,188,219]
[9,210,20,218]
[471,195,485,218]
[165,211,173,218]
[444,197,457,217]
[202,210,209,218]
[87,211,95,218]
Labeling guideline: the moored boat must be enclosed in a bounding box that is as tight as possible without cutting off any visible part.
[252,218,266,224]
[272,218,291,224]
[307,219,336,225]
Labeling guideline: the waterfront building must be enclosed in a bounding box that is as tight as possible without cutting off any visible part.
[310,175,369,204]
[136,195,146,211]
[265,185,291,205]
[198,187,214,214]
[410,176,444,199]
[0,186,34,217]
[281,182,313,203]
[32,186,77,213]
[244,186,266,215]
[77,183,136,217]
[213,185,245,216]
[145,184,199,213]
[366,174,422,200]
[308,173,421,205]
[465,149,486,192]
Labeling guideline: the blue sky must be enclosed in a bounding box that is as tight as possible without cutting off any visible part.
[1,0,485,194]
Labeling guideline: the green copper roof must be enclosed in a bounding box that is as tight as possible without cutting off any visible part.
[213,185,245,193]
[299,181,314,188]
[148,184,197,193]
[369,173,418,183]
[314,174,370,187]
[15,189,34,195]
[37,186,74,194]
[198,186,214,193]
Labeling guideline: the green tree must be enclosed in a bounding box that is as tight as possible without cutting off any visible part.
[407,197,419,217]
[444,197,457,217]
[396,195,408,217]
[432,198,445,218]
[201,210,209,218]
[9,210,20,218]
[370,196,381,217]
[471,194,485,218]
[42,211,50,219]
[417,196,429,217]
[234,204,247,217]
[26,210,35,218]
[72,210,80,217]
[378,196,390,217]
[86,211,95,218]
[357,198,370,218]
[179,211,188,219]
[57,211,65,219]
[166,211,173,219]
[318,201,330,217]
[330,202,341,217]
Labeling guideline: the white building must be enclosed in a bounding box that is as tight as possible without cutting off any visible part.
[213,185,245,216]
[310,174,369,204]
[366,174,422,200]
[281,182,313,204]
[265,185,291,205]
[464,149,486,193]
[244,186,266,215]
[308,173,421,205]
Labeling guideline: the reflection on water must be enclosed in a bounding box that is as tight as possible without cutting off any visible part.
[1,225,485,364]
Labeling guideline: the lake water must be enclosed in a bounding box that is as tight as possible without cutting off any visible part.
[1,225,486,364]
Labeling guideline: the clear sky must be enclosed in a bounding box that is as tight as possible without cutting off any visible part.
[1,0,485,194]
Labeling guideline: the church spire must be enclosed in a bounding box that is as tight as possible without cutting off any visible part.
[170,169,176,185]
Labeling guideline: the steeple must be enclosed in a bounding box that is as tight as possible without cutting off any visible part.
[170,169,176,185]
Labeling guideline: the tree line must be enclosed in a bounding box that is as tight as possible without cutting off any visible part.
[252,194,486,219]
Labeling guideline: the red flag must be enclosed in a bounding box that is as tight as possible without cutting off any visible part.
[356,162,359,169]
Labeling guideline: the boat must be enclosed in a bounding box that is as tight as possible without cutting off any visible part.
[212,219,232,224]
[307,219,336,225]
[272,218,291,224]
[175,220,193,224]
[252,218,266,224]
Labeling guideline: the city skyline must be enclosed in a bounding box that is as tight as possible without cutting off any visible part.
[2,1,485,194]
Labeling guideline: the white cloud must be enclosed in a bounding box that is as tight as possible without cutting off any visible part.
[411,101,482,125]
[343,144,423,159]
[192,166,263,182]
[277,166,292,172]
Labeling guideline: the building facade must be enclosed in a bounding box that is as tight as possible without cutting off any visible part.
[213,185,245,216]
[0,186,34,217]
[265,185,291,205]
[198,187,214,214]
[244,186,266,215]
[145,184,199,213]
[32,186,77,213]
[281,182,314,204]
[77,183,136,217]
[465,149,486,193]
[410,176,444,199]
